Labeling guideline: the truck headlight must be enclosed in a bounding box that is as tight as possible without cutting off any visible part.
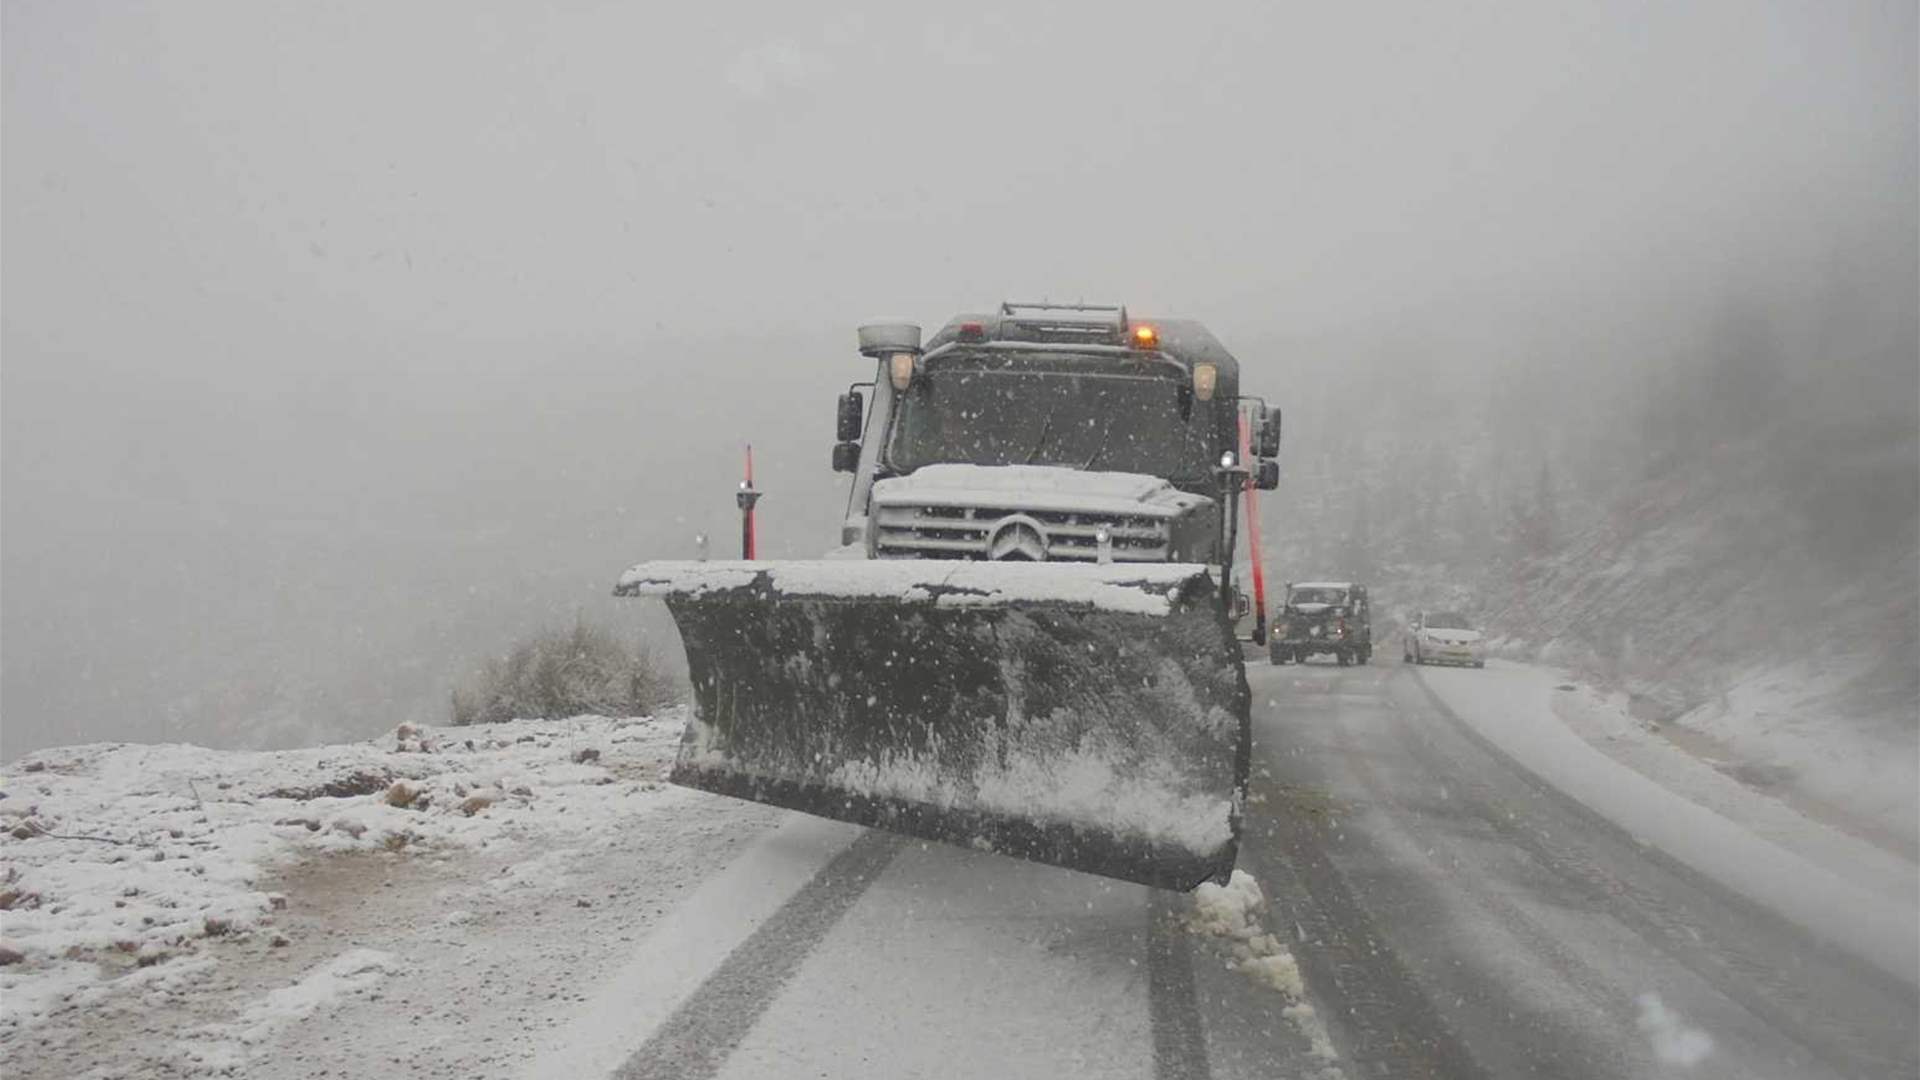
[888,352,915,391]
[1193,363,1218,402]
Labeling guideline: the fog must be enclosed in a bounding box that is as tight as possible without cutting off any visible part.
[4,0,1914,755]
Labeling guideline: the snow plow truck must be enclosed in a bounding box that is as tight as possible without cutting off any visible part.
[616,302,1281,890]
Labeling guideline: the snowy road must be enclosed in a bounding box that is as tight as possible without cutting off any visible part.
[534,660,1918,1080]
[1240,660,1918,1080]
[537,794,1333,1080]
[9,664,1915,1078]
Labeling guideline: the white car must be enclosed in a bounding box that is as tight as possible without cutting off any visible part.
[1405,610,1486,668]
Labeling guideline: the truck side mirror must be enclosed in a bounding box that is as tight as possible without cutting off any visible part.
[836,392,864,442]
[831,442,861,473]
[1255,459,1280,490]
[1257,406,1282,458]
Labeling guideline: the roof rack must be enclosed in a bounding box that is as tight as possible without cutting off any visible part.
[997,301,1130,340]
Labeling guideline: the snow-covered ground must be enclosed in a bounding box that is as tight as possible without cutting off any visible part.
[1493,633,1920,856]
[0,710,785,1078]
[1416,661,1920,987]
[1664,660,1919,855]
[1,705,1341,1080]
[7,659,1913,1077]
[1544,676,1919,900]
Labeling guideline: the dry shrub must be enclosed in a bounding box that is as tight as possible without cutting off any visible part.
[450,619,671,726]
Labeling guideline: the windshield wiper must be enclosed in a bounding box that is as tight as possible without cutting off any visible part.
[1079,417,1114,471]
[1024,404,1060,464]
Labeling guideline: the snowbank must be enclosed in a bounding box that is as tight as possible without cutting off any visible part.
[1671,662,1918,851]
[1187,870,1342,1070]
[0,711,688,1036]
[1418,663,1920,986]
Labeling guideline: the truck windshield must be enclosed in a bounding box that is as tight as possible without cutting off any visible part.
[1425,612,1471,629]
[884,354,1216,479]
[1288,587,1348,606]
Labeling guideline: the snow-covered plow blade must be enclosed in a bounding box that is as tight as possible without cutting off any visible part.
[615,561,1250,890]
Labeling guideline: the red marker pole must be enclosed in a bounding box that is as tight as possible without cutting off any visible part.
[736,444,762,559]
[1239,410,1269,644]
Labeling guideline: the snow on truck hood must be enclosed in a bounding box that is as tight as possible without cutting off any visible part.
[1425,629,1483,644]
[870,464,1205,518]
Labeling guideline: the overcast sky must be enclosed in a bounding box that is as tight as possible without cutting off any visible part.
[4,0,1914,753]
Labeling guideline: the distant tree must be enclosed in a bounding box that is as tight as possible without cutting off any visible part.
[1446,471,1495,568]
[1399,447,1436,556]
[1533,461,1559,554]
[1348,493,1377,580]
[1503,461,1560,563]
[1701,299,1787,440]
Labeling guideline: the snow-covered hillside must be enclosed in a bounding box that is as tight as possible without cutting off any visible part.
[1478,422,1919,849]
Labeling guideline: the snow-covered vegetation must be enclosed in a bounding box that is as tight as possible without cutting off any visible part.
[448,620,674,727]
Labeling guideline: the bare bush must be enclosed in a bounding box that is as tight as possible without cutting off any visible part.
[450,620,673,726]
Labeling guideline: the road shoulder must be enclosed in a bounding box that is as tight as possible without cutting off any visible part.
[1412,661,1919,987]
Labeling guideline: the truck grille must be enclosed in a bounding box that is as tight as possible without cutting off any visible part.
[872,504,1171,561]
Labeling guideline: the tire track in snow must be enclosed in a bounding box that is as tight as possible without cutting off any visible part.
[613,829,903,1080]
[1240,666,1485,1079]
[1334,674,1636,1078]
[1147,890,1212,1080]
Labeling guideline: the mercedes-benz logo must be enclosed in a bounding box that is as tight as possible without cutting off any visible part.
[986,518,1049,561]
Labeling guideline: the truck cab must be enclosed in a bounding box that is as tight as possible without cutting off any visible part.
[831,302,1279,572]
